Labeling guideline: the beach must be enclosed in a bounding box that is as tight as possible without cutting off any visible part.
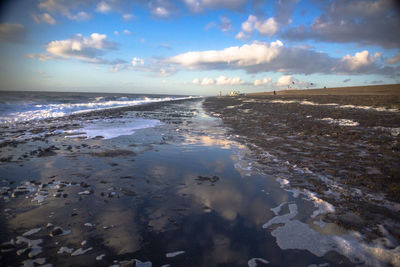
[0,90,399,266]
[204,86,400,240]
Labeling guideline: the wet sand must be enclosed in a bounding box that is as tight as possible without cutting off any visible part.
[203,91,400,242]
[1,97,399,266]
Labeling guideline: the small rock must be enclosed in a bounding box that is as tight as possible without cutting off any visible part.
[49,227,63,237]
[96,254,106,261]
[78,190,91,195]
[71,247,92,256]
[22,228,41,237]
[57,246,73,254]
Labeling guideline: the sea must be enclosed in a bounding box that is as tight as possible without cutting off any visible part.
[0,91,195,125]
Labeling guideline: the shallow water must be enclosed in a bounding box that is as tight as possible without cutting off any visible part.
[0,99,397,266]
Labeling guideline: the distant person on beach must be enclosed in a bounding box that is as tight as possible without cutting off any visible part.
[273,90,276,95]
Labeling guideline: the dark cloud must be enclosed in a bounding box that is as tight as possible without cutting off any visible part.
[274,0,299,25]
[0,23,27,43]
[281,0,400,48]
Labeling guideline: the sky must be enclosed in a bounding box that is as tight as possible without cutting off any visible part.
[0,0,399,96]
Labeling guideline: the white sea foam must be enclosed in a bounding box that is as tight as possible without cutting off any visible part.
[270,202,287,216]
[270,220,400,266]
[374,126,400,137]
[248,258,269,266]
[0,96,195,124]
[263,202,400,266]
[268,99,399,113]
[66,118,162,139]
[262,203,298,228]
[303,190,335,218]
[319,117,359,127]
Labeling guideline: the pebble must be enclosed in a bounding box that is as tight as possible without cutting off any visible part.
[71,247,93,256]
[57,247,73,254]
[78,190,91,195]
[49,227,71,237]
[166,251,185,258]
[96,254,106,261]
[248,258,269,267]
[22,227,41,237]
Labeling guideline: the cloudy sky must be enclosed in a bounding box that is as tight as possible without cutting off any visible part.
[0,0,399,95]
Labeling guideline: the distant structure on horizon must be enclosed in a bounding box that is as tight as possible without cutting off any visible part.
[228,90,242,96]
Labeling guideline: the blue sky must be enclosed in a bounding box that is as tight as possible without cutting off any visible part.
[0,0,399,95]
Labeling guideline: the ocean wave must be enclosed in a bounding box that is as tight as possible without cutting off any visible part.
[0,95,195,124]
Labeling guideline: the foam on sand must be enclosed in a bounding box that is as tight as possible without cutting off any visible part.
[319,117,359,127]
[268,99,399,113]
[248,257,269,266]
[66,118,162,139]
[263,203,399,266]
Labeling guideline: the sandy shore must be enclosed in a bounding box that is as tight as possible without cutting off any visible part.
[1,96,399,266]
[204,93,400,241]
[248,83,400,96]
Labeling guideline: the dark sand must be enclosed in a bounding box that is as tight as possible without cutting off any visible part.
[249,83,400,96]
[204,88,400,241]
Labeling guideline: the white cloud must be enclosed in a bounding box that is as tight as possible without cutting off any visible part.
[153,7,169,17]
[206,16,232,32]
[122,13,134,21]
[0,23,26,43]
[123,29,131,35]
[148,0,176,19]
[219,16,232,32]
[340,50,380,71]
[109,64,126,73]
[32,13,56,25]
[387,52,400,64]
[216,76,244,85]
[254,77,272,86]
[167,41,396,76]
[240,15,279,37]
[201,77,215,85]
[235,31,249,40]
[69,11,91,21]
[192,76,245,86]
[43,33,117,63]
[38,0,92,21]
[96,1,112,13]
[132,57,145,66]
[114,31,119,35]
[276,75,294,86]
[167,40,284,69]
[275,75,314,89]
[26,53,54,61]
